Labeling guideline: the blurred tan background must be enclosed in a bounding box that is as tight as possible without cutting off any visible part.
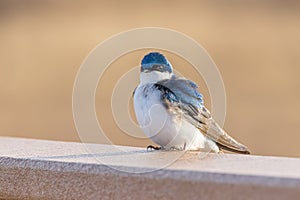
[1,0,300,157]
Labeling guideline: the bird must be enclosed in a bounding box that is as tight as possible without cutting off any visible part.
[133,52,250,154]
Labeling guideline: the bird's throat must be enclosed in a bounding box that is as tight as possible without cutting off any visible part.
[140,71,172,84]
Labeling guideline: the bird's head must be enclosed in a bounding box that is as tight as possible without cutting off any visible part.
[140,52,173,83]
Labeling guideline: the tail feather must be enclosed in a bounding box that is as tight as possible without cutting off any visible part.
[206,118,251,154]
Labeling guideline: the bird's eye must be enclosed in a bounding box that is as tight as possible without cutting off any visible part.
[153,65,164,71]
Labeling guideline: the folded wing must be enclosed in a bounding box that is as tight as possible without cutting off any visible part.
[155,76,250,154]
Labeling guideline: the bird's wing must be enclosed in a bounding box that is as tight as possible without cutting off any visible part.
[155,76,250,154]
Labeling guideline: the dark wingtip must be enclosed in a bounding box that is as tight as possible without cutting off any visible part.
[217,142,251,155]
[238,149,251,155]
[240,146,251,154]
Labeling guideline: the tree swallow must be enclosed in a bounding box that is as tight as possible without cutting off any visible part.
[133,52,250,154]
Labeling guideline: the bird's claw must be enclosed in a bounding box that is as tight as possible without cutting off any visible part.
[147,145,162,151]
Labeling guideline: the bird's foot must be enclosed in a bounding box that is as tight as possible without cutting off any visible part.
[147,145,162,151]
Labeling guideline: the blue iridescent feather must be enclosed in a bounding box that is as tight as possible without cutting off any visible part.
[154,84,179,103]
[156,76,204,109]
[141,52,172,73]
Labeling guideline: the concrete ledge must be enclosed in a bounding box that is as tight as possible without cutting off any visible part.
[0,137,300,199]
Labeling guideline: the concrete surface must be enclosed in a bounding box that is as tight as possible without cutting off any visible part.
[0,137,300,199]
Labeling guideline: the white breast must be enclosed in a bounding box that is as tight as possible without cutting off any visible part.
[133,83,213,151]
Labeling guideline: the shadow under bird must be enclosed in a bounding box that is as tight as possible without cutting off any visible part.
[133,52,250,154]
